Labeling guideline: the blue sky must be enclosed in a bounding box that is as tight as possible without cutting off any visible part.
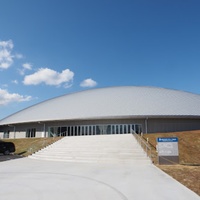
[0,0,200,119]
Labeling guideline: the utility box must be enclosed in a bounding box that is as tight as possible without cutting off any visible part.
[157,137,179,165]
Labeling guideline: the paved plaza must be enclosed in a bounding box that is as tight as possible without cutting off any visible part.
[0,158,199,200]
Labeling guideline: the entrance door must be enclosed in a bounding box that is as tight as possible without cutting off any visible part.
[96,125,110,135]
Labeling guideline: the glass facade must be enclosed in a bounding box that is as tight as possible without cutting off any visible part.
[3,131,10,138]
[48,123,142,137]
[26,128,36,138]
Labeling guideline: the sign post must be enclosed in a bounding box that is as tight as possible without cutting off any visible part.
[157,137,179,165]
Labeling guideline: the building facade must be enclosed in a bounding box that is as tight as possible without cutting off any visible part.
[1,86,200,139]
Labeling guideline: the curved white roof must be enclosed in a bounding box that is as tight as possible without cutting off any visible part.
[1,86,200,125]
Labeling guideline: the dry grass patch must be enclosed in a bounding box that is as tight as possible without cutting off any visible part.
[1,137,61,156]
[158,165,200,196]
[142,130,200,196]
[143,130,200,165]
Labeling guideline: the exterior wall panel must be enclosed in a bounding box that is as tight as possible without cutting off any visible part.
[1,118,200,138]
[147,118,200,133]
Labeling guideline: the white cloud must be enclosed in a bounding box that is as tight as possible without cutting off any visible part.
[12,80,18,84]
[80,78,97,88]
[23,68,74,87]
[22,63,32,70]
[0,40,14,69]
[0,40,13,49]
[0,88,32,105]
[19,63,32,75]
[15,53,23,59]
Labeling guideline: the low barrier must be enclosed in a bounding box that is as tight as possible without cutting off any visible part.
[132,131,152,160]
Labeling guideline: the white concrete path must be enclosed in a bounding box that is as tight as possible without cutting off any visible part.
[0,134,199,200]
[0,158,199,200]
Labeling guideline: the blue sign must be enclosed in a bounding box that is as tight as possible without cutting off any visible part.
[157,137,178,143]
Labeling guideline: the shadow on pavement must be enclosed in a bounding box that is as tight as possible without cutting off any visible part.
[0,154,23,162]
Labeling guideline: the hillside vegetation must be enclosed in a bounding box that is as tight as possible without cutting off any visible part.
[143,130,200,196]
[143,130,200,165]
[1,137,61,157]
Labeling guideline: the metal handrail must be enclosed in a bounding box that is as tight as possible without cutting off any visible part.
[28,137,59,155]
[132,131,152,160]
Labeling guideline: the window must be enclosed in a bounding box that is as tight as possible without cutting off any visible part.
[111,125,114,134]
[48,123,142,137]
[135,125,142,134]
[81,126,85,135]
[124,125,127,134]
[107,125,111,134]
[89,126,92,135]
[116,125,119,134]
[61,127,67,136]
[128,125,131,133]
[26,128,36,138]
[120,125,123,134]
[3,131,10,139]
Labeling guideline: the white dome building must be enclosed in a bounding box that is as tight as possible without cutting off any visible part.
[1,86,200,138]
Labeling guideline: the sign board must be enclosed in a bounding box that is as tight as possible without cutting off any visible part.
[157,137,179,165]
[157,137,179,156]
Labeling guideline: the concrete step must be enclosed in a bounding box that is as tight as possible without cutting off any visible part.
[29,134,151,164]
[36,152,145,156]
[33,153,147,159]
[30,156,151,164]
[30,155,151,164]
[31,152,149,159]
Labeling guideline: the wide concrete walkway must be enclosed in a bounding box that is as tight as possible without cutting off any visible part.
[0,158,199,200]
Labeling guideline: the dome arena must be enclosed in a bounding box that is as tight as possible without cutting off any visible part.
[1,86,200,138]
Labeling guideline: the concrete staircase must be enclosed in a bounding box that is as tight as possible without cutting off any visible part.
[29,134,151,164]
